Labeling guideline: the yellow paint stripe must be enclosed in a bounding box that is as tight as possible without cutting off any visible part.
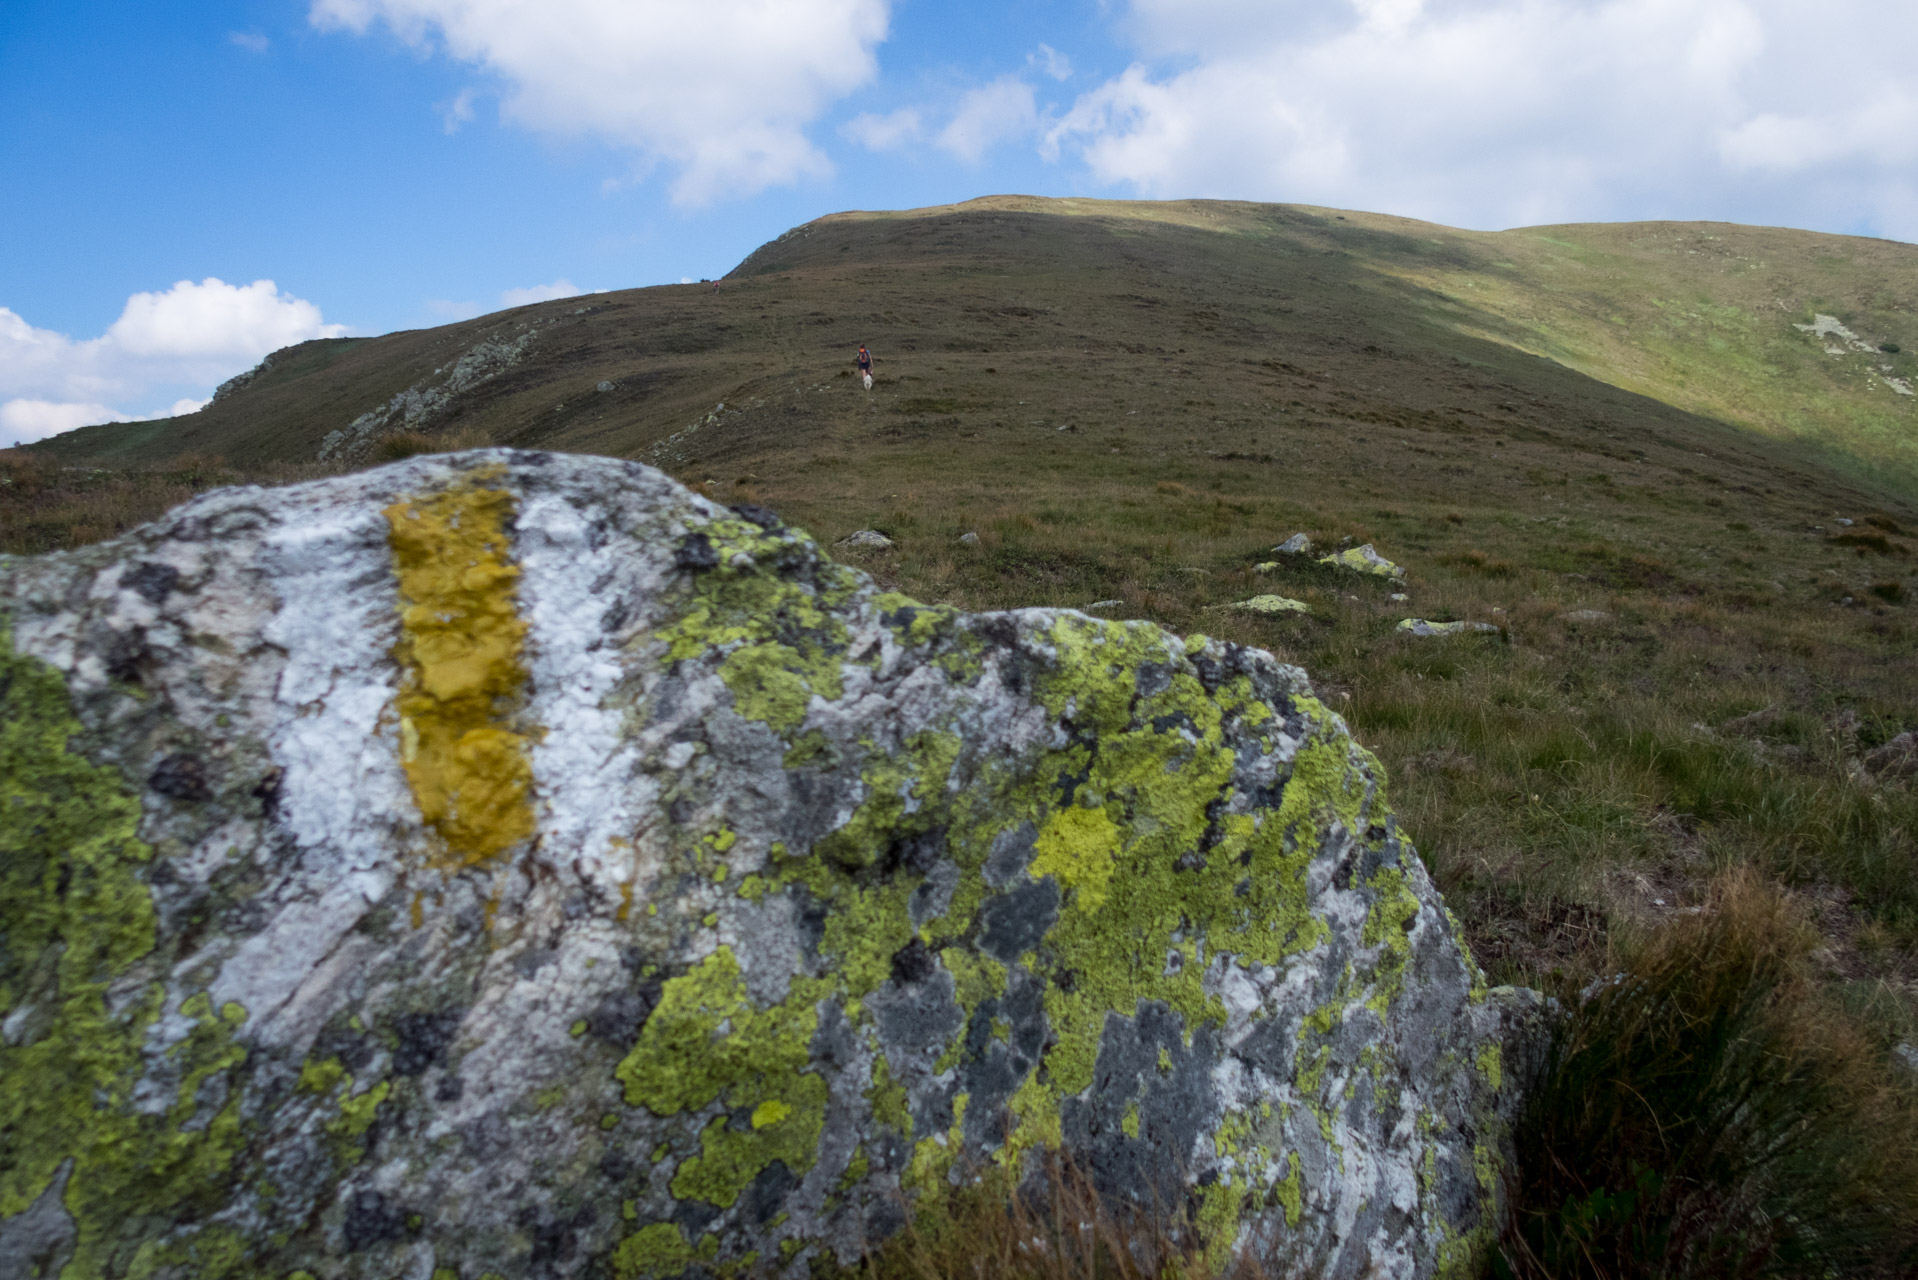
[384,467,535,867]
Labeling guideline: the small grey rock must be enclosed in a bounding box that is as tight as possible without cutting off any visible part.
[1565,609,1610,622]
[1865,732,1918,780]
[836,529,894,549]
[958,532,981,546]
[1273,532,1313,555]
[596,380,616,392]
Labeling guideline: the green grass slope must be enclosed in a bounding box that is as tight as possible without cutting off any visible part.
[31,195,1918,495]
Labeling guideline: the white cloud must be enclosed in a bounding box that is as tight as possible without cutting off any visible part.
[439,87,479,134]
[1046,0,1918,238]
[0,280,346,446]
[938,78,1039,164]
[426,299,483,321]
[0,400,127,444]
[310,0,893,205]
[501,279,585,307]
[230,31,272,53]
[106,278,343,360]
[843,108,924,152]
[1030,44,1073,81]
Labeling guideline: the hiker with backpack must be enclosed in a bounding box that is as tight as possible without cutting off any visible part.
[856,345,873,390]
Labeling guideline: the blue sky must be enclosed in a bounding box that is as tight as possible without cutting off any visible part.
[5,0,1917,443]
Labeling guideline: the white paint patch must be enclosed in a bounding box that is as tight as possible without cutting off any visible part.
[213,499,412,1041]
[515,489,662,894]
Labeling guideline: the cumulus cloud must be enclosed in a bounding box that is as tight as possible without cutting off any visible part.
[229,31,271,53]
[843,108,924,152]
[0,280,346,446]
[500,279,584,307]
[1030,44,1074,82]
[1046,0,1918,238]
[309,0,892,205]
[0,400,127,444]
[938,78,1039,164]
[439,87,479,134]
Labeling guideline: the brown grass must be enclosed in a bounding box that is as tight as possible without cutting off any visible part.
[1500,871,1918,1279]
[853,1156,1264,1280]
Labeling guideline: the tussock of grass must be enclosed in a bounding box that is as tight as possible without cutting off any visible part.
[373,426,495,461]
[1500,872,1918,1279]
[853,1157,1258,1280]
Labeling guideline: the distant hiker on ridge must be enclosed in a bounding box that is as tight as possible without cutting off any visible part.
[856,345,873,390]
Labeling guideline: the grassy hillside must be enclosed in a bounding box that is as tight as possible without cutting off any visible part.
[10,196,1918,1272]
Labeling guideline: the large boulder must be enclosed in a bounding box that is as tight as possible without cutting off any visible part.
[0,452,1546,1280]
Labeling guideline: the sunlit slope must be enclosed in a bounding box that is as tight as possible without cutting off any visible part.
[1372,215,1918,487]
[801,197,1918,487]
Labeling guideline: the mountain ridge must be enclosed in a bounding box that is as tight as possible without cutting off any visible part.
[28,195,1918,506]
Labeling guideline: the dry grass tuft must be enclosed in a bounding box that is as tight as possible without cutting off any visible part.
[1500,871,1918,1280]
[372,426,495,461]
[853,1157,1266,1280]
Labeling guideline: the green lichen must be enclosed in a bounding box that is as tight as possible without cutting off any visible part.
[812,731,960,874]
[329,1081,391,1141]
[617,948,829,1207]
[0,628,250,1275]
[1360,866,1421,1016]
[1271,1152,1304,1229]
[866,1055,911,1137]
[1476,1043,1503,1093]
[658,517,858,735]
[612,1221,695,1280]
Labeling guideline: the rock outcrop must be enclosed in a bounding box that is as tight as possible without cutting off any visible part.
[1320,545,1405,581]
[0,451,1545,1280]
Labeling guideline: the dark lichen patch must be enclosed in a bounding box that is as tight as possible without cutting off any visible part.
[0,627,249,1275]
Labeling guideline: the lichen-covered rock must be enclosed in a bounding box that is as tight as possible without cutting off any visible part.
[1320,545,1404,580]
[0,451,1545,1280]
[836,529,893,549]
[1395,619,1501,637]
[1231,595,1311,616]
[1273,534,1313,556]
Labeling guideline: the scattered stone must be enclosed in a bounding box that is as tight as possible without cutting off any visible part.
[1254,561,1280,573]
[1388,593,1409,603]
[958,531,981,546]
[1895,1043,1918,1075]
[1837,517,1855,527]
[1083,599,1124,612]
[1864,732,1918,780]
[596,380,616,392]
[0,452,1546,1280]
[1397,618,1501,637]
[1273,532,1314,555]
[1565,609,1610,622]
[836,529,893,549]
[1320,544,1405,580]
[1232,594,1311,616]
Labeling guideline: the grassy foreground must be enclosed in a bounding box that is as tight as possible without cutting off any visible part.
[8,198,1918,1275]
